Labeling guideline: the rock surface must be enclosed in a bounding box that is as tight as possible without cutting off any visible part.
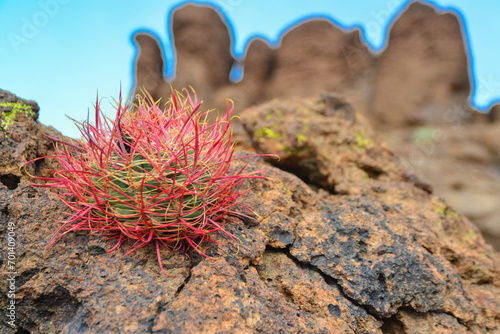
[0,92,498,333]
[0,90,60,187]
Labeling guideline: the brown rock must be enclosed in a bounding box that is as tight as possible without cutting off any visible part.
[132,33,170,102]
[382,122,500,250]
[241,94,499,330]
[1,92,498,333]
[132,2,472,126]
[132,6,374,116]
[237,38,276,106]
[0,89,59,186]
[395,309,470,333]
[241,91,420,196]
[260,20,373,113]
[488,103,500,123]
[171,4,233,105]
[134,4,234,109]
[231,20,374,115]
[371,2,472,127]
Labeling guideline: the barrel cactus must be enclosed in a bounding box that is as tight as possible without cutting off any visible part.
[30,89,269,275]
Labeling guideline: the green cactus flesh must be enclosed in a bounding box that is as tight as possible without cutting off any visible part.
[89,152,212,237]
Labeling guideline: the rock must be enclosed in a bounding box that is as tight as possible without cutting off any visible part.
[132,2,471,123]
[1,92,498,333]
[171,5,233,89]
[241,94,499,330]
[489,104,500,123]
[0,89,60,185]
[241,91,424,196]
[134,4,234,110]
[132,33,170,102]
[382,122,500,250]
[371,2,472,127]
[254,20,373,115]
[236,38,276,106]
[133,11,374,115]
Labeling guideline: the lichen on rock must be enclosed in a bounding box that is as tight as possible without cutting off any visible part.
[0,102,34,132]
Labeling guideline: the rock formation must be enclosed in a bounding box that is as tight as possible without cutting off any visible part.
[371,2,472,127]
[132,2,500,251]
[0,90,498,333]
[133,4,234,107]
[241,20,373,115]
[133,34,169,102]
[133,2,470,126]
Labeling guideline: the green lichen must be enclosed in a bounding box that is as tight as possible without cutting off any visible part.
[434,201,447,216]
[281,182,287,192]
[280,182,292,196]
[0,102,34,132]
[434,201,459,218]
[282,143,309,156]
[282,133,309,156]
[297,133,307,146]
[355,130,374,150]
[464,229,477,241]
[255,126,280,142]
[272,108,285,120]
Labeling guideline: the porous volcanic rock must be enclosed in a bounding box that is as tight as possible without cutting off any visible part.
[0,92,498,333]
[0,90,59,186]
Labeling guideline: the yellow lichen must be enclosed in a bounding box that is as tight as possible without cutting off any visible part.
[0,102,34,132]
[434,201,459,219]
[297,133,307,146]
[464,229,477,241]
[434,201,447,216]
[255,127,280,142]
[355,130,374,150]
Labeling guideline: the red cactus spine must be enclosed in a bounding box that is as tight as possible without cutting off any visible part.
[28,89,269,275]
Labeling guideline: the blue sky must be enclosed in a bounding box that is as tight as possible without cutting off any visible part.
[0,0,498,138]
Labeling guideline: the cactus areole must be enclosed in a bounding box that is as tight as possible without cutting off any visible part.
[29,89,269,275]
